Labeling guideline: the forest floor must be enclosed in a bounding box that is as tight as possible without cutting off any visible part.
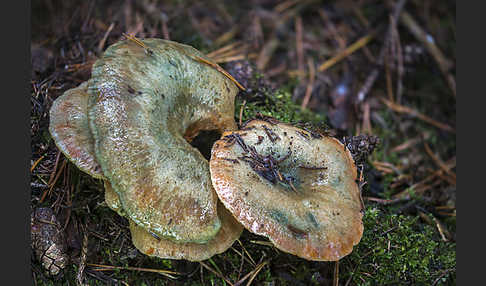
[31,0,455,285]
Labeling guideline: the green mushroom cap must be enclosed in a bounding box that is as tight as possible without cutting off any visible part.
[49,39,239,244]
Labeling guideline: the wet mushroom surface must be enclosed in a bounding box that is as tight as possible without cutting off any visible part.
[49,81,104,180]
[210,119,364,261]
[49,38,240,249]
[104,182,243,262]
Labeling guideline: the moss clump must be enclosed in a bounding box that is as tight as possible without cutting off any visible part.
[341,208,456,285]
[235,88,326,126]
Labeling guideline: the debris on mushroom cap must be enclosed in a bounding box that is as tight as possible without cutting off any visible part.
[49,38,239,244]
[209,119,364,261]
[49,81,104,179]
[31,207,69,276]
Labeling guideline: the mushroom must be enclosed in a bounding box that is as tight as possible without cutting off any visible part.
[210,119,363,261]
[104,182,243,261]
[49,81,104,179]
[104,181,124,217]
[49,38,239,245]
[128,213,242,261]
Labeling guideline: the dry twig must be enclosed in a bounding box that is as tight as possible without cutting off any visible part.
[214,27,239,46]
[364,196,406,205]
[239,100,247,127]
[31,155,45,173]
[237,239,256,266]
[318,32,375,72]
[234,260,268,286]
[301,58,315,109]
[333,260,340,286]
[98,22,115,52]
[390,133,429,152]
[257,35,279,71]
[89,264,180,279]
[357,0,407,102]
[274,0,299,13]
[390,15,404,103]
[199,261,234,286]
[76,227,89,286]
[295,16,305,79]
[423,141,456,185]
[40,159,67,203]
[206,42,246,61]
[418,211,452,241]
[380,97,455,133]
[393,157,455,199]
[194,56,246,91]
[399,11,456,97]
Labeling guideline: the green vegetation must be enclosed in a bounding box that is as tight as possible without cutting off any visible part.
[341,208,456,285]
[235,86,326,125]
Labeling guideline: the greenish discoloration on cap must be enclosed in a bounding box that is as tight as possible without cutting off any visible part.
[210,120,363,261]
[87,39,238,243]
[49,38,239,244]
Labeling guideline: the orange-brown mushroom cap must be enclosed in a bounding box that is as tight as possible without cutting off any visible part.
[209,119,363,261]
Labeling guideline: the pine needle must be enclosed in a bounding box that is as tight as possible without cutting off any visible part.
[318,32,375,72]
[234,260,269,286]
[380,97,455,133]
[31,155,45,173]
[199,261,234,286]
[122,33,153,55]
[194,55,246,91]
[88,263,180,279]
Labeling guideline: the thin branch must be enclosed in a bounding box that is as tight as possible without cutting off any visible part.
[199,261,234,286]
[318,32,375,72]
[356,0,407,102]
[380,97,455,133]
[399,11,455,97]
[301,58,315,109]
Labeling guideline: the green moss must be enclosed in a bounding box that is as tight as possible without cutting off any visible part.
[341,208,456,285]
[235,88,326,126]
